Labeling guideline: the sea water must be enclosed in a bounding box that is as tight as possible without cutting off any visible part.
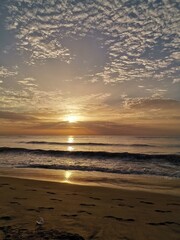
[0,135,179,178]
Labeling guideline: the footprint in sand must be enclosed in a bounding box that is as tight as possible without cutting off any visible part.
[46,191,56,195]
[155,209,172,213]
[38,207,54,210]
[118,203,126,206]
[14,197,27,200]
[140,201,154,205]
[148,221,180,226]
[167,203,180,206]
[119,237,132,240]
[118,204,134,208]
[89,197,101,200]
[77,210,92,215]
[0,216,14,221]
[66,193,78,196]
[26,189,37,192]
[61,214,78,218]
[10,201,21,205]
[50,198,62,202]
[80,203,96,207]
[104,216,135,222]
[112,198,124,201]
[26,208,39,213]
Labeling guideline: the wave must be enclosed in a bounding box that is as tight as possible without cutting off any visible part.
[17,164,179,177]
[0,147,179,165]
[20,141,155,147]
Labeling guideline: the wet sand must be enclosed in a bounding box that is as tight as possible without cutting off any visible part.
[0,170,180,240]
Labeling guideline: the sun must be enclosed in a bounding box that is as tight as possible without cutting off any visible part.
[65,115,78,123]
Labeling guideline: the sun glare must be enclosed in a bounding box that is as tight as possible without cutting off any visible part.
[65,115,78,123]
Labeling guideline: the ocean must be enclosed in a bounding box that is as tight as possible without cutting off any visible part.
[0,135,180,178]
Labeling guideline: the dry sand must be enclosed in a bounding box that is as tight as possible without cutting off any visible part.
[0,171,180,240]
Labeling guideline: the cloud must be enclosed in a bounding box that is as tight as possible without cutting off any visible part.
[18,77,38,91]
[0,66,18,78]
[122,97,180,111]
[3,0,178,85]
[170,52,180,60]
[173,78,180,84]
[0,111,37,121]
[146,88,167,98]
[4,118,179,136]
[0,79,112,120]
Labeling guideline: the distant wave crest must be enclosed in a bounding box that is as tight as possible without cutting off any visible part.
[20,141,155,147]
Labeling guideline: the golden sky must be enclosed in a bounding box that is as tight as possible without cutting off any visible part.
[0,0,180,136]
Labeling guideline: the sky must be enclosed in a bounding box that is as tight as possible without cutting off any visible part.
[0,0,179,136]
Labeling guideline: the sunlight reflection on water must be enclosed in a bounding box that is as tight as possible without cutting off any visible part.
[64,170,72,183]
[67,146,74,151]
[67,136,74,143]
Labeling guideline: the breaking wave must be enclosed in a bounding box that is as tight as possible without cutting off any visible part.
[0,147,179,165]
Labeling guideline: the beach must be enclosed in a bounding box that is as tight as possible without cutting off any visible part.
[1,0,180,238]
[0,169,180,240]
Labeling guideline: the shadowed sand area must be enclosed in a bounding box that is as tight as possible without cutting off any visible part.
[0,169,180,240]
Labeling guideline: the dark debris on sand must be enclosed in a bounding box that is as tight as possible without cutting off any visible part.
[0,226,85,240]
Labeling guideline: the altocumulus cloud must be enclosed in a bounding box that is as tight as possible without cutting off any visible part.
[4,0,179,84]
[0,66,18,79]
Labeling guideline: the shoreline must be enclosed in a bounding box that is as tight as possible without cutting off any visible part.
[0,167,179,196]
